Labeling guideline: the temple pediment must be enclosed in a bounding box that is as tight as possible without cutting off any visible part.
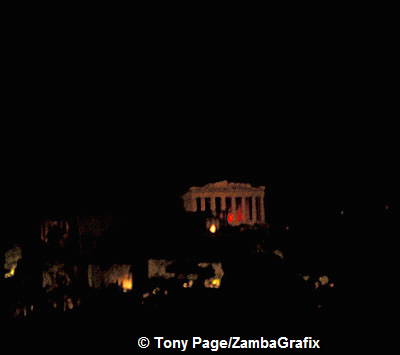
[189,180,265,193]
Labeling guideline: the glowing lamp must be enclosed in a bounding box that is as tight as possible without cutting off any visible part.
[122,278,133,292]
[211,278,220,288]
[5,266,16,279]
[209,224,217,233]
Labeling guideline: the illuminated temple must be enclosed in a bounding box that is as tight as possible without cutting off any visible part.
[182,180,266,226]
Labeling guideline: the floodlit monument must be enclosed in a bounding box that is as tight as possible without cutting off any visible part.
[182,180,266,226]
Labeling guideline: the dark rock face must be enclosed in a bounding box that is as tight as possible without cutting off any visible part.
[76,216,113,238]
[4,245,22,275]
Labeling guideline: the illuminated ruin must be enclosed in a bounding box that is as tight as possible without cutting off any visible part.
[182,180,266,226]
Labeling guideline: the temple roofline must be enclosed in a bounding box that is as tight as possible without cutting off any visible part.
[185,180,265,195]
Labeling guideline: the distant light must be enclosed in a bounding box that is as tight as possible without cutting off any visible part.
[5,266,16,279]
[209,224,217,234]
[340,210,344,215]
[273,249,284,259]
[285,226,290,231]
[227,213,234,223]
[122,277,133,292]
[211,278,220,288]
[319,275,329,286]
[152,287,160,295]
[183,280,194,288]
[204,278,221,288]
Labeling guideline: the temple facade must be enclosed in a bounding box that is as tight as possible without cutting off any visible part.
[182,180,266,226]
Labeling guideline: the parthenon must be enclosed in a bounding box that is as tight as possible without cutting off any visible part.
[182,180,266,225]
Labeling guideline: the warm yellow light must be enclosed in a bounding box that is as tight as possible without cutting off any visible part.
[183,280,193,288]
[318,275,329,286]
[209,224,217,233]
[211,278,220,287]
[122,278,133,292]
[5,266,16,279]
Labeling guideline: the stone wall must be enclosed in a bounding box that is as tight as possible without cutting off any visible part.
[88,264,133,292]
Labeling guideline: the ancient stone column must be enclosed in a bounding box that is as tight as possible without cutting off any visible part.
[231,196,236,212]
[211,197,216,213]
[221,195,226,211]
[252,196,257,223]
[242,196,247,223]
[200,197,206,211]
[260,196,265,223]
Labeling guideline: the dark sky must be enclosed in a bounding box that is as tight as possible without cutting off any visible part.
[6,121,395,216]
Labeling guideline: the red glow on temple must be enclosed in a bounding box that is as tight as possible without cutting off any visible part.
[237,208,242,222]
